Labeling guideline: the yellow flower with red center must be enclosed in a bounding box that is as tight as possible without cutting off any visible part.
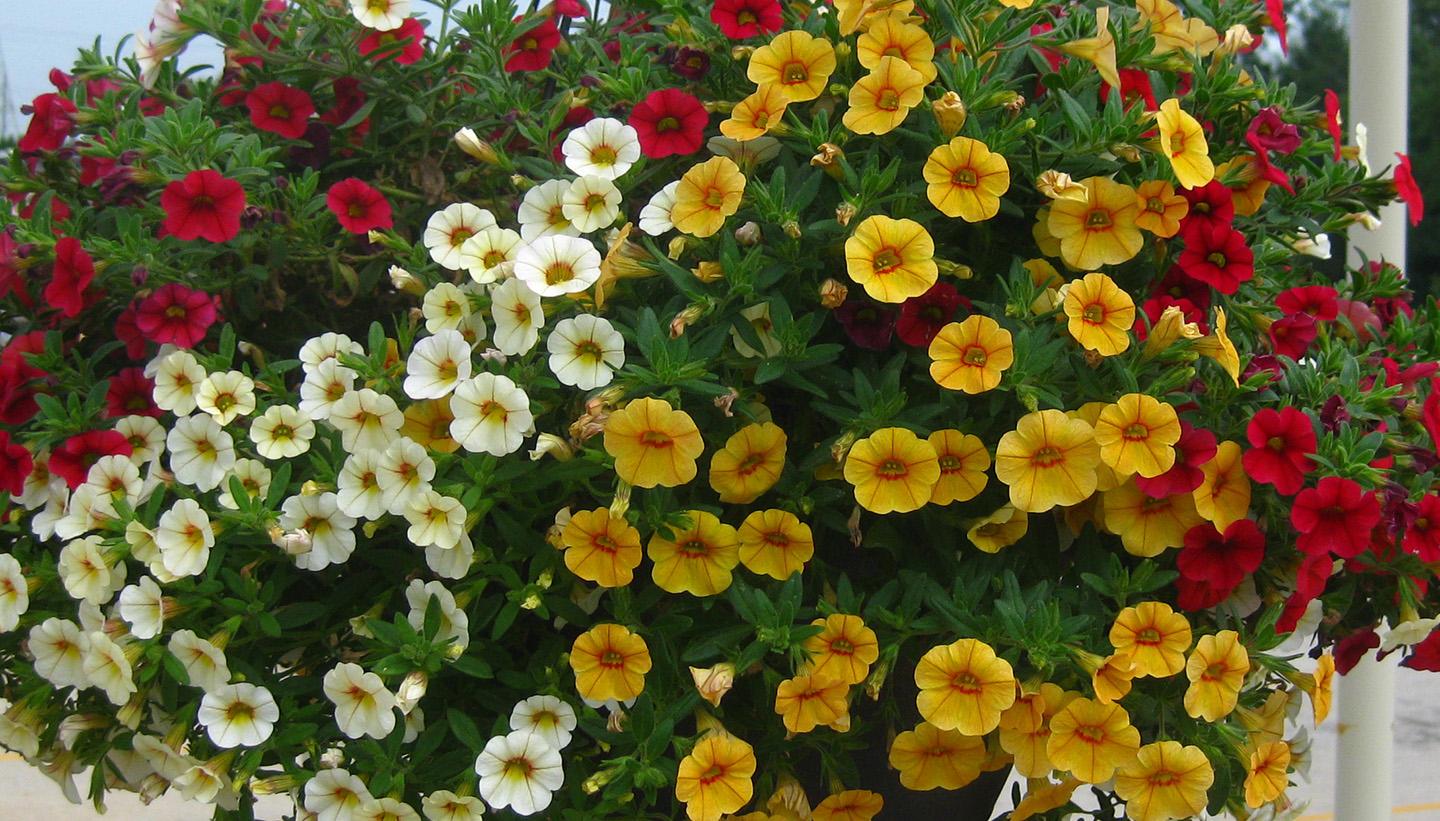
[803,614,880,685]
[709,422,787,504]
[1184,630,1250,721]
[928,316,1014,394]
[844,215,938,303]
[1217,154,1271,216]
[967,504,1028,553]
[1047,177,1143,269]
[1045,697,1141,783]
[927,429,990,505]
[1110,601,1192,678]
[1103,481,1204,557]
[843,56,927,136]
[1057,6,1120,90]
[774,672,850,733]
[843,427,941,514]
[1193,440,1251,531]
[834,0,917,36]
[1114,741,1214,821]
[738,509,814,580]
[995,410,1101,513]
[1133,179,1189,238]
[559,508,643,588]
[671,157,747,238]
[812,790,884,821]
[887,721,987,790]
[923,137,1012,222]
[1157,98,1215,190]
[721,85,790,142]
[401,398,460,453]
[569,623,652,702]
[998,682,1076,778]
[604,397,705,488]
[915,638,1017,736]
[857,15,937,82]
[1244,740,1291,808]
[675,732,757,821]
[747,30,837,103]
[1062,272,1136,356]
[1094,394,1181,478]
[648,511,741,597]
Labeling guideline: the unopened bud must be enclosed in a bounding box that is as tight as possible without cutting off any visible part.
[692,261,725,283]
[1036,170,1088,202]
[454,127,501,164]
[609,482,632,519]
[730,45,756,61]
[395,670,429,714]
[929,92,967,138]
[689,663,737,708]
[819,278,848,309]
[835,202,858,227]
[389,266,425,296]
[734,221,762,246]
[810,143,845,179]
[782,220,802,239]
[1218,24,1256,56]
[670,304,706,338]
[1109,143,1143,163]
[529,433,575,462]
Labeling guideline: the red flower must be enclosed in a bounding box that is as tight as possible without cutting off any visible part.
[320,77,371,138]
[1152,265,1212,312]
[1250,147,1295,194]
[1292,476,1382,559]
[1295,553,1332,600]
[1175,576,1231,612]
[1245,108,1301,156]
[1395,153,1424,227]
[44,237,95,319]
[667,46,712,80]
[1178,520,1265,590]
[115,304,148,360]
[554,0,589,16]
[1179,181,1235,234]
[17,93,77,153]
[1266,0,1288,53]
[0,431,31,497]
[162,170,247,243]
[1275,592,1311,634]
[246,82,315,139]
[1402,628,1440,672]
[1333,629,1381,676]
[896,282,969,347]
[1098,69,1157,112]
[359,17,426,65]
[710,0,782,39]
[1276,285,1339,321]
[504,17,562,73]
[1404,495,1440,562]
[49,430,133,489]
[1324,89,1342,162]
[0,229,24,301]
[834,300,896,350]
[326,178,393,234]
[1178,224,1253,295]
[1268,312,1317,360]
[1381,359,1438,392]
[1242,406,1315,496]
[1135,421,1216,498]
[136,283,220,348]
[105,367,161,419]
[629,89,708,158]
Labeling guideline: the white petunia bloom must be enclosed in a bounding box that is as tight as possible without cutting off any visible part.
[18,451,66,511]
[561,176,623,234]
[1382,616,1440,651]
[459,226,523,284]
[156,498,215,578]
[53,484,118,541]
[133,32,169,90]
[30,618,89,688]
[304,768,374,821]
[424,203,498,271]
[59,536,122,605]
[0,713,40,759]
[152,350,207,415]
[199,683,279,748]
[83,631,136,705]
[30,489,70,541]
[426,529,475,580]
[509,695,577,750]
[279,493,357,571]
[403,490,467,551]
[422,282,473,335]
[300,332,365,378]
[422,790,486,821]
[449,373,533,457]
[125,520,179,584]
[115,415,166,465]
[337,449,387,520]
[167,414,237,491]
[404,330,473,400]
[378,438,436,516]
[474,730,564,816]
[132,734,194,781]
[249,404,317,460]
[168,629,230,692]
[638,180,681,236]
[299,357,358,421]
[513,235,603,298]
[117,576,166,639]
[562,117,641,180]
[517,179,581,241]
[356,798,421,821]
[329,389,403,452]
[1290,229,1332,260]
[0,554,28,632]
[405,580,470,652]
[196,370,257,426]
[217,458,272,511]
[348,0,410,31]
[174,759,234,805]
[490,278,545,356]
[547,314,625,390]
[324,662,398,740]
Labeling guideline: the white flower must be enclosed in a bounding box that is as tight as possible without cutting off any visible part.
[79,459,142,521]
[115,415,166,465]
[152,350,207,415]
[250,404,317,459]
[279,493,357,571]
[168,629,230,692]
[30,618,89,688]
[330,389,403,452]
[196,370,257,425]
[0,712,40,759]
[404,490,467,551]
[474,730,564,816]
[118,576,166,639]
[450,373,533,456]
[422,790,486,821]
[1290,229,1332,260]
[17,451,66,511]
[125,520,178,583]
[638,180,681,236]
[59,536,121,605]
[562,117,641,180]
[0,554,28,632]
[709,134,781,165]
[426,530,475,580]
[403,704,426,742]
[423,282,473,335]
[1355,122,1371,174]
[133,32,169,90]
[378,438,436,516]
[514,235,603,298]
[459,226,524,284]
[30,490,69,541]
[156,498,215,578]
[356,798,421,821]
[509,695,577,750]
[518,179,581,241]
[304,768,374,821]
[731,303,784,358]
[547,314,625,390]
[324,662,398,740]
[1381,616,1440,651]
[53,483,119,541]
[199,682,279,748]
[490,278,545,356]
[83,631,136,705]
[300,357,358,421]
[405,580,470,652]
[132,733,193,781]
[561,176,623,234]
[405,330,473,400]
[218,458,272,510]
[425,203,498,271]
[349,0,410,31]
[454,127,498,163]
[174,759,231,805]
[337,449,387,520]
[300,332,365,377]
[167,413,237,491]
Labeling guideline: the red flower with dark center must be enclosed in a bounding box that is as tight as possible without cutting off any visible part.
[162,170,247,243]
[1266,0,1288,53]
[629,89,708,158]
[896,282,969,347]
[504,17,562,73]
[1179,181,1235,234]
[1098,68,1157,112]
[1135,421,1216,498]
[104,367,161,419]
[1268,312,1317,360]
[1177,520,1264,590]
[1245,108,1302,156]
[326,178,393,234]
[359,17,426,65]
[1395,153,1424,227]
[1152,265,1212,312]
[668,45,712,80]
[49,430,133,489]
[1324,89,1342,161]
[1178,223,1253,295]
[834,300,897,350]
[1175,576,1232,612]
[710,0,783,39]
[246,82,315,139]
[17,93,77,153]
[135,283,220,348]
[44,237,95,319]
[1242,406,1315,496]
[1276,285,1339,321]
[1404,495,1440,562]
[1292,476,1382,559]
[0,431,32,497]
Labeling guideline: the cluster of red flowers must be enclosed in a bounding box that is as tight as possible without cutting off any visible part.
[1174,182,1254,295]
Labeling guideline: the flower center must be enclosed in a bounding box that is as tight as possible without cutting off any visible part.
[877,88,901,111]
[951,167,978,187]
[657,116,680,132]
[1149,769,1181,787]
[679,538,710,558]
[762,530,791,547]
[1122,422,1149,441]
[1082,303,1106,324]
[877,458,908,478]
[165,304,188,319]
[700,763,728,785]
[1266,435,1286,451]
[544,262,576,286]
[214,393,235,412]
[592,534,618,554]
[883,45,905,59]
[781,61,809,84]
[591,145,618,166]
[1146,196,1166,214]
[640,430,673,448]
[963,345,988,366]
[226,701,256,720]
[872,248,902,273]
[1207,252,1229,268]
[1085,209,1112,229]
[584,193,609,213]
[1075,724,1107,745]
[737,10,757,25]
[737,451,767,476]
[269,104,290,119]
[449,227,475,246]
[1031,445,1063,468]
[600,649,625,668]
[502,757,534,779]
[938,454,963,472]
[272,423,293,440]
[478,400,508,423]
[1137,627,1162,645]
[704,187,727,208]
[950,671,982,693]
[830,638,855,655]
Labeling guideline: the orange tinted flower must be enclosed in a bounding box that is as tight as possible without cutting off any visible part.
[928,429,990,505]
[738,509,814,580]
[915,638,1017,735]
[1217,154,1271,216]
[1193,439,1251,531]
[401,398,459,453]
[1094,394,1181,478]
[675,733,756,821]
[1045,697,1141,783]
[559,508,643,587]
[1184,630,1250,721]
[748,30,837,102]
[928,316,1014,394]
[857,15,936,82]
[1047,177,1143,269]
[1114,741,1214,821]
[671,157,747,238]
[1133,179,1189,238]
[812,790,883,821]
[1103,481,1203,558]
[967,504,1028,553]
[721,85,790,142]
[999,683,1076,778]
[570,624,652,701]
[1057,7,1119,90]
[843,427,941,514]
[774,672,850,733]
[844,215,938,303]
[1110,602,1192,678]
[1157,98,1214,189]
[803,614,880,686]
[1245,740,1291,808]
[887,721,987,790]
[995,410,1101,513]
[709,422,787,504]
[843,57,927,136]
[1063,272,1136,356]
[604,397,705,488]
[923,137,1012,222]
[648,511,741,597]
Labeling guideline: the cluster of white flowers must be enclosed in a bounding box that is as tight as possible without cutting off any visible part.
[474,695,577,815]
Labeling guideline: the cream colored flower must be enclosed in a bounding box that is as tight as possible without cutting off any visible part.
[324,662,398,740]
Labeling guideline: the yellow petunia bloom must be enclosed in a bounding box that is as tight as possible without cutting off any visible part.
[1094,394,1181,479]
[1194,306,1241,386]
[676,733,757,821]
[1217,154,1271,216]
[1063,272,1136,356]
[1307,653,1335,726]
[1089,652,1135,704]
[812,790,884,821]
[843,57,927,136]
[671,157,747,238]
[928,315,1014,394]
[995,410,1101,513]
[1142,305,1203,358]
[709,422,787,504]
[1245,740,1291,808]
[803,614,880,686]
[1114,741,1214,821]
[774,672,850,733]
[928,429,990,505]
[857,16,937,83]
[1157,98,1215,190]
[738,509,814,580]
[1110,601,1192,678]
[747,30,837,103]
[834,0,916,36]
[1133,179,1189,238]
[923,137,1012,221]
[1071,403,1123,492]
[570,623,652,702]
[915,638,1018,736]
[999,0,1036,7]
[1136,0,1219,56]
[1103,481,1204,558]
[1058,6,1119,91]
[1184,630,1250,721]
[967,504,1029,553]
[1193,440,1251,531]
[844,215,938,303]
[1032,206,1065,262]
[401,397,460,453]
[1012,777,1083,821]
[1045,697,1141,783]
[999,682,1077,778]
[648,511,741,597]
[1047,177,1143,269]
[888,721,987,791]
[721,85,790,142]
[604,397,705,488]
[843,426,941,514]
[559,508,644,588]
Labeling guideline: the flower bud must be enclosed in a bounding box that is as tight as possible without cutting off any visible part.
[454,128,501,164]
[1218,24,1256,56]
[389,266,425,296]
[782,220,803,239]
[730,45,756,61]
[609,482,632,519]
[689,663,737,707]
[583,767,620,794]
[819,278,848,309]
[1036,170,1088,202]
[692,261,725,283]
[670,304,706,338]
[734,221,762,246]
[835,201,858,227]
[395,670,429,714]
[810,143,845,179]
[1109,143,1143,163]
[530,433,575,462]
[936,259,974,279]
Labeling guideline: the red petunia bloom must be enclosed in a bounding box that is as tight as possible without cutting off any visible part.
[115,304,148,360]
[1175,576,1231,612]
[1381,358,1439,392]
[359,17,426,65]
[135,283,220,348]
[710,0,783,39]
[1242,406,1315,496]
[246,82,315,140]
[629,89,708,158]
[1135,421,1216,498]
[1152,265,1212,312]
[44,237,95,319]
[1178,223,1254,295]
[1099,68,1158,112]
[1245,108,1302,156]
[1179,181,1235,234]
[326,178,393,234]
[1333,629,1381,676]
[554,0,589,16]
[49,430,133,489]
[104,367,161,419]
[1324,89,1342,162]
[1266,0,1288,54]
[0,431,32,497]
[1276,285,1339,321]
[0,229,24,301]
[1292,476,1382,559]
[1404,495,1440,562]
[162,170,247,243]
[1268,312,1317,360]
[896,282,969,347]
[834,300,897,351]
[18,93,77,153]
[1177,519,1265,590]
[504,17,562,73]
[1402,628,1440,672]
[1394,153,1424,227]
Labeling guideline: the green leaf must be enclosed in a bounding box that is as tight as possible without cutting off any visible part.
[446,708,485,752]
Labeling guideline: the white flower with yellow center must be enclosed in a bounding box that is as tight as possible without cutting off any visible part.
[324,662,398,740]
[405,580,470,652]
[490,278,546,356]
[30,618,88,688]
[199,683,279,748]
[304,768,374,821]
[17,451,65,511]
[196,370,257,426]
[356,798,421,821]
[518,179,581,241]
[547,314,625,390]
[217,458,272,511]
[404,330,473,400]
[118,575,166,639]
[59,536,122,605]
[348,0,410,31]
[427,529,475,580]
[168,629,230,692]
[475,730,564,816]
[449,373,533,456]
[279,492,357,571]
[83,631,136,705]
[167,413,237,491]
[329,388,403,452]
[115,415,165,465]
[132,734,194,781]
[422,790,486,821]
[83,452,144,505]
[514,235,603,298]
[156,499,214,578]
[299,357,358,421]
[53,483,118,541]
[126,520,178,583]
[459,226,523,284]
[561,176,623,234]
[249,404,316,460]
[152,349,207,415]
[299,332,364,378]
[562,117,641,180]
[425,203,498,271]
[403,489,467,551]
[337,449,387,520]
[0,554,28,632]
[639,180,681,236]
[422,282,473,334]
[173,760,229,804]
[378,437,436,515]
[509,695,577,750]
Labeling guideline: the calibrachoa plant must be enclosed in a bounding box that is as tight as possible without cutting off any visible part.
[0,0,1434,819]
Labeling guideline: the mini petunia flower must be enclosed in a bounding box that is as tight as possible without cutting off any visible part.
[423,790,485,821]
[490,278,546,355]
[802,614,879,686]
[504,17,561,73]
[1103,481,1204,558]
[711,0,782,39]
[569,623,651,701]
[1058,6,1120,89]
[327,178,393,234]
[30,618,89,689]
[747,30,836,102]
[1241,407,1315,496]
[775,672,850,733]
[199,683,279,748]
[195,370,256,426]
[0,554,29,633]
[161,170,246,243]
[324,662,398,740]
[629,88,709,158]
[928,316,1013,394]
[1184,630,1249,721]
[117,575,165,639]
[675,732,756,821]
[349,0,410,31]
[509,694,577,751]
[1110,601,1192,678]
[58,536,120,604]
[708,422,786,503]
[448,373,532,457]
[44,237,95,318]
[1046,177,1143,269]
[915,638,1017,735]
[844,215,938,304]
[559,508,643,588]
[305,769,374,821]
[404,489,467,551]
[923,137,1011,222]
[995,410,1101,512]
[721,85,790,141]
[1045,697,1141,783]
[927,429,989,506]
[562,117,641,179]
[1134,179,1189,237]
[737,508,814,580]
[843,57,927,135]
[423,203,497,271]
[246,82,314,139]
[1156,98,1214,189]
[166,628,230,692]
[279,492,357,570]
[967,504,1028,553]
[358,16,426,63]
[377,436,438,516]
[517,179,580,241]
[83,631,137,705]
[648,510,741,596]
[1177,519,1264,592]
[405,579,470,652]
[671,156,747,238]
[404,329,473,401]
[1178,223,1254,295]
[1114,741,1214,821]
[475,730,564,816]
[561,176,623,234]
[844,426,940,514]
[639,181,682,236]
[330,388,404,452]
[896,282,967,348]
[1244,740,1291,808]
[887,721,986,791]
[514,235,603,297]
[136,283,219,348]
[604,396,705,488]
[547,313,625,390]
[1292,476,1381,558]
[1063,272,1136,356]
[1093,394,1181,479]
[166,413,237,493]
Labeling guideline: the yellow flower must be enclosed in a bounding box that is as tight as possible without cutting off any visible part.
[774,672,850,733]
[1090,653,1135,704]
[834,0,916,36]
[1047,177,1143,269]
[915,638,1017,736]
[1045,697,1141,783]
[1308,653,1335,726]
[559,508,644,588]
[1157,98,1214,190]
[887,721,987,791]
[671,157,747,238]
[923,138,1012,221]
[1184,630,1250,721]
[1032,206,1064,262]
[1194,306,1241,386]
[648,511,741,597]
[738,509,814,580]
[999,0,1036,7]
[401,398,460,453]
[843,57,927,136]
[928,429,990,505]
[857,16,937,82]
[1245,740,1291,808]
[1063,272,1136,356]
[803,614,880,686]
[1136,0,1219,56]
[1012,777,1082,821]
[844,215,938,303]
[999,683,1076,778]
[1133,179,1189,238]
[1193,440,1251,532]
[1103,481,1203,558]
[1237,689,1290,747]
[1094,394,1181,479]
[604,397,705,488]
[1110,601,1192,678]
[967,504,1028,553]
[721,85,790,142]
[843,427,941,514]
[812,790,884,821]
[675,733,757,821]
[709,422,787,504]
[928,316,1014,394]
[1114,741,1214,821]
[995,410,1101,513]
[1058,6,1119,91]
[570,624,652,702]
[1217,155,1271,216]
[1142,305,1203,358]
[748,30,837,103]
